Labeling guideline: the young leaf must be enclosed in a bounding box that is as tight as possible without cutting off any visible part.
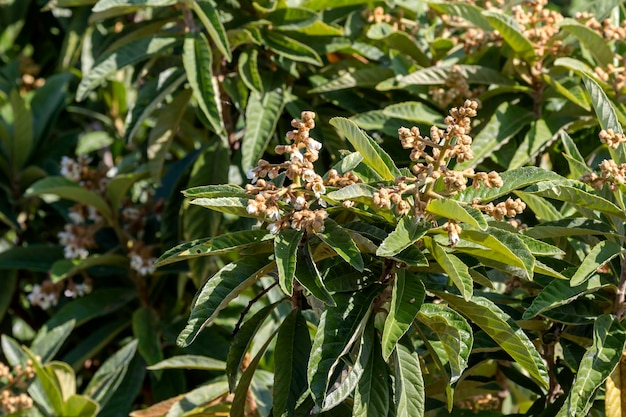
[428,1,491,30]
[366,23,429,66]
[177,255,274,347]
[273,310,311,417]
[275,228,304,295]
[482,10,536,63]
[316,219,364,271]
[377,216,429,258]
[426,199,487,230]
[77,36,179,101]
[23,348,65,415]
[182,32,223,134]
[424,237,473,300]
[381,269,426,360]
[310,67,395,93]
[308,286,381,406]
[556,315,626,417]
[31,320,75,363]
[434,292,549,389]
[570,240,623,286]
[191,0,232,61]
[394,341,425,417]
[330,117,402,181]
[241,86,286,171]
[353,336,390,417]
[416,303,472,383]
[64,394,99,417]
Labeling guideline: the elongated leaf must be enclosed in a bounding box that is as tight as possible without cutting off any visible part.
[31,320,75,363]
[238,49,263,93]
[330,117,401,180]
[394,341,425,417]
[606,350,626,417]
[435,292,549,389]
[316,219,363,271]
[148,355,225,371]
[166,380,230,417]
[190,196,253,217]
[543,73,591,111]
[274,310,311,417]
[64,394,99,417]
[425,238,473,300]
[456,103,534,170]
[226,301,282,391]
[382,101,444,126]
[354,335,389,417]
[417,303,472,383]
[183,184,247,198]
[177,255,273,347]
[426,198,487,230]
[381,269,425,360]
[262,29,322,65]
[51,255,129,284]
[428,1,491,30]
[266,7,318,30]
[366,22,429,66]
[377,64,512,90]
[6,90,33,173]
[77,36,179,101]
[92,0,176,12]
[509,119,558,169]
[84,340,137,407]
[132,307,163,377]
[524,179,626,219]
[308,286,381,405]
[46,289,135,328]
[377,217,429,258]
[523,274,613,319]
[192,0,232,61]
[183,32,223,134]
[155,229,273,267]
[570,240,623,286]
[483,10,536,63]
[559,18,613,67]
[556,315,626,417]
[23,349,65,415]
[275,228,303,295]
[310,67,395,93]
[523,218,615,239]
[241,86,286,171]
[26,176,113,222]
[295,247,335,307]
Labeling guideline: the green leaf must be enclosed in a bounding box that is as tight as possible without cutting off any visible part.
[366,23,429,66]
[147,89,192,182]
[274,310,311,417]
[394,341,425,417]
[295,246,335,307]
[556,315,626,417]
[428,1,491,30]
[455,103,534,170]
[166,380,230,417]
[31,320,75,363]
[426,199,487,230]
[354,335,390,417]
[191,0,232,61]
[241,86,286,171]
[77,35,179,101]
[310,67,395,93]
[382,101,444,126]
[457,167,563,203]
[132,307,163,377]
[308,286,381,405]
[266,7,318,30]
[177,255,273,347]
[482,10,536,63]
[316,219,363,271]
[183,32,223,134]
[49,362,75,402]
[262,29,322,65]
[424,237,473,300]
[523,218,615,239]
[226,301,282,391]
[26,176,113,223]
[543,73,591,111]
[330,117,401,180]
[23,348,65,415]
[416,303,472,383]
[148,355,225,371]
[0,245,63,271]
[570,241,623,286]
[190,196,253,217]
[183,184,247,198]
[84,340,137,407]
[156,229,273,267]
[275,228,303,295]
[381,269,426,360]
[558,18,613,67]
[230,330,278,417]
[61,319,128,370]
[524,179,626,219]
[5,90,33,173]
[50,254,129,284]
[46,288,135,328]
[92,0,177,12]
[64,394,99,417]
[523,274,613,319]
[509,119,558,170]
[377,217,429,258]
[238,49,263,93]
[434,292,549,389]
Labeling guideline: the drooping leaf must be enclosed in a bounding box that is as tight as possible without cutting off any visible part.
[238,49,263,93]
[366,23,429,66]
[482,10,536,63]
[310,67,395,93]
[424,237,473,300]
[275,228,303,295]
[148,355,226,371]
[261,28,322,65]
[183,184,247,198]
[509,119,559,170]
[381,269,425,360]
[570,240,623,286]
[426,198,487,230]
[556,315,626,417]
[308,286,381,405]
[189,196,253,217]
[330,117,401,180]
[191,0,232,61]
[377,217,429,258]
[428,1,491,30]
[558,18,613,67]
[273,310,311,417]
[132,307,163,377]
[31,320,75,363]
[295,246,335,307]
[377,64,513,90]
[417,303,472,383]
[394,341,425,417]
[353,334,390,417]
[316,219,364,271]
[92,0,177,12]
[435,292,549,389]
[382,101,444,126]
[177,255,274,347]
[266,7,318,30]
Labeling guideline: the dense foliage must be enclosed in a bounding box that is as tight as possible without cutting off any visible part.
[2,0,626,416]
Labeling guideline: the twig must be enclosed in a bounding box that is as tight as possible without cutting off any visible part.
[232,281,279,336]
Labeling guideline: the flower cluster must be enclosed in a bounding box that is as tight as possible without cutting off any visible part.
[599,129,626,149]
[578,12,626,42]
[430,65,483,109]
[476,198,527,221]
[27,277,93,310]
[511,0,566,59]
[129,242,157,277]
[594,61,626,99]
[245,111,354,235]
[0,359,35,415]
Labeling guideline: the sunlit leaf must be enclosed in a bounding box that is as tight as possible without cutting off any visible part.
[570,240,623,286]
[377,217,429,258]
[424,237,473,300]
[394,340,425,417]
[316,219,363,271]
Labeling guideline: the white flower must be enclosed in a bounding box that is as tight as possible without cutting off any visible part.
[307,139,322,152]
[302,169,317,183]
[267,222,280,234]
[448,230,460,247]
[317,198,327,208]
[290,152,304,163]
[246,201,259,215]
[130,254,155,276]
[267,206,281,221]
[293,196,306,210]
[247,168,258,183]
[68,210,85,224]
[28,285,59,310]
[312,182,326,197]
[60,156,81,181]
